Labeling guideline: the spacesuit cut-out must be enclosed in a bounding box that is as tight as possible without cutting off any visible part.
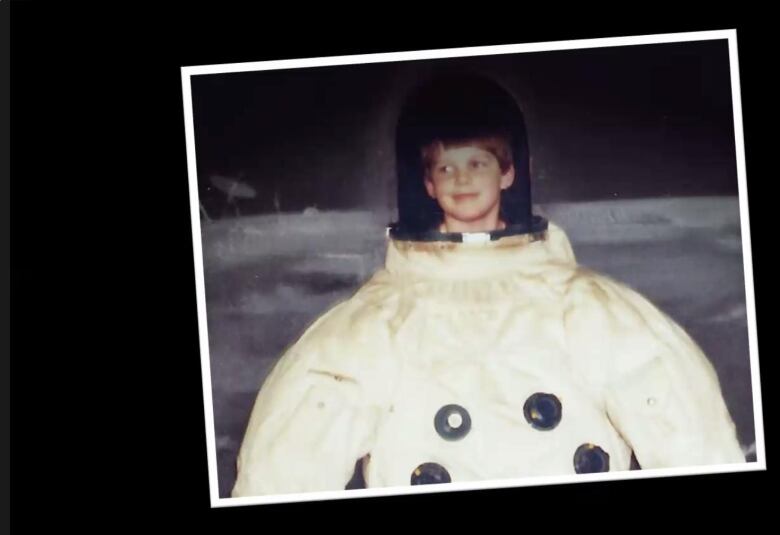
[231,74,745,497]
[232,223,744,496]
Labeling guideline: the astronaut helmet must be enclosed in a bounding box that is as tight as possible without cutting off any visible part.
[389,71,547,242]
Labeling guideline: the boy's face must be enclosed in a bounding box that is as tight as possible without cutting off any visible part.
[424,143,515,232]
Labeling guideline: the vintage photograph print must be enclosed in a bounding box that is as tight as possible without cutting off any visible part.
[181,30,765,507]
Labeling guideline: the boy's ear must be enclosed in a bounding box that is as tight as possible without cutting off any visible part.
[500,164,515,190]
[424,176,436,199]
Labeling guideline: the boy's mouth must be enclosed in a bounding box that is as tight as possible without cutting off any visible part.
[452,193,479,202]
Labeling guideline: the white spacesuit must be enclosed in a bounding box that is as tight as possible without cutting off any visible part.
[231,222,745,497]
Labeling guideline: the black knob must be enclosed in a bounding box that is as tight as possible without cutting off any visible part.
[573,443,610,473]
[411,463,452,485]
[434,404,472,441]
[523,393,562,431]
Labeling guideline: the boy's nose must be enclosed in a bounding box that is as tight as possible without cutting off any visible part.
[454,169,472,184]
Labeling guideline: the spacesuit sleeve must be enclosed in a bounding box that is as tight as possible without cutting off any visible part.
[231,303,381,497]
[565,272,745,469]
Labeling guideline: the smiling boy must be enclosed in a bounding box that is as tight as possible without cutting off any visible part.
[423,140,514,233]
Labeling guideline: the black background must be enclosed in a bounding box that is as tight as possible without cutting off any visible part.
[7,3,773,528]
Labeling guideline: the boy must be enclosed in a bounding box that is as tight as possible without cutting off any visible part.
[231,73,745,497]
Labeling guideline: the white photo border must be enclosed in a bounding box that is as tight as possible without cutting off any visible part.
[180,28,765,508]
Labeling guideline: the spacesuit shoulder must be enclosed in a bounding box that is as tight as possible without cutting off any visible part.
[569,271,744,465]
[264,271,402,393]
[562,267,744,466]
[233,285,393,496]
[563,267,706,380]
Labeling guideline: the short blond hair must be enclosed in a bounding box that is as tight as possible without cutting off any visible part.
[421,136,514,177]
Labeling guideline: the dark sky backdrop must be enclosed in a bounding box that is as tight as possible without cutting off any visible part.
[190,39,737,220]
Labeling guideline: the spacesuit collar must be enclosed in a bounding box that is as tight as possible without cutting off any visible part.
[384,221,577,279]
[387,215,549,243]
